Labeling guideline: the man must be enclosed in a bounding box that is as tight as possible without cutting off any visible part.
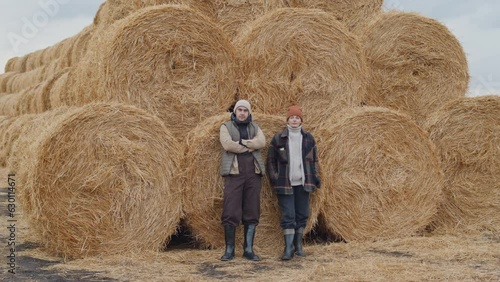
[219,99,265,261]
[266,105,321,260]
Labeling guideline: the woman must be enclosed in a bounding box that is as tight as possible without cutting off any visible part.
[266,105,321,260]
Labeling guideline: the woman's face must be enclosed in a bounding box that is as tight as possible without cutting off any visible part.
[288,115,302,128]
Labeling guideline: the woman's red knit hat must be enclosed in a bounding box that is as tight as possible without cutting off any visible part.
[287,105,303,121]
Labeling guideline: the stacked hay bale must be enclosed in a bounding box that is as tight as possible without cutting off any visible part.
[236,8,368,129]
[358,11,469,123]
[72,5,238,142]
[182,113,323,252]
[7,103,183,259]
[0,69,71,116]
[317,107,444,241]
[0,114,37,167]
[425,96,500,232]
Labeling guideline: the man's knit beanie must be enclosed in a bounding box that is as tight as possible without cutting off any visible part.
[234,99,252,115]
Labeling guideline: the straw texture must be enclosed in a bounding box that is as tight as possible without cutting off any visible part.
[359,11,469,123]
[317,107,444,241]
[236,8,368,128]
[425,96,500,232]
[16,103,183,259]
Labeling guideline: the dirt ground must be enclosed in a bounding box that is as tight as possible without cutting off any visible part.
[1,167,499,281]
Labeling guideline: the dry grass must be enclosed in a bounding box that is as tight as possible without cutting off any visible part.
[13,229,497,281]
[424,96,500,232]
[359,11,469,123]
[316,107,444,242]
[182,113,323,252]
[236,8,368,129]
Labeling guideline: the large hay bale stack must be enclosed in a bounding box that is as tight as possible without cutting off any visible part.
[13,103,183,259]
[182,113,323,252]
[74,5,238,141]
[318,107,444,241]
[290,0,383,31]
[424,96,500,232]
[359,11,469,123]
[236,8,368,128]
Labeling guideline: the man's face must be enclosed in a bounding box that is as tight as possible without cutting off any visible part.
[287,115,302,128]
[235,107,249,121]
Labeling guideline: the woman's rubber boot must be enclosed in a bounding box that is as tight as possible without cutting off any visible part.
[220,225,236,261]
[294,227,306,257]
[281,229,295,260]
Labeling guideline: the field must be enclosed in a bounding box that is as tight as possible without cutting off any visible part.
[1,167,499,282]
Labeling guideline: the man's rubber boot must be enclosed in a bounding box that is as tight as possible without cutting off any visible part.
[220,225,236,261]
[243,224,261,261]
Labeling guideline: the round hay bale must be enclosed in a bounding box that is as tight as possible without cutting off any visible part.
[55,36,79,70]
[16,86,41,115]
[45,69,70,110]
[213,0,289,40]
[48,75,67,109]
[290,0,383,31]
[22,103,183,259]
[12,55,28,72]
[70,25,95,66]
[0,113,37,167]
[182,113,323,253]
[236,8,368,128]
[0,94,19,116]
[30,84,44,114]
[25,49,47,71]
[41,59,61,81]
[317,107,444,241]
[78,5,238,141]
[6,108,68,220]
[5,57,18,73]
[0,72,17,93]
[7,68,45,94]
[424,96,500,232]
[359,11,469,123]
[93,1,108,26]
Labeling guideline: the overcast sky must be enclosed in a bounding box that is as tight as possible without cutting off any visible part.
[1,0,499,96]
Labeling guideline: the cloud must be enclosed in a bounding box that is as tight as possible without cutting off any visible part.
[0,0,103,73]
